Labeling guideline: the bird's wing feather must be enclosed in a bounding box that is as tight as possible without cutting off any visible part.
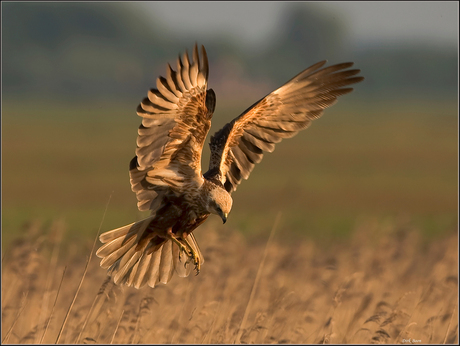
[205,61,364,193]
[130,44,216,211]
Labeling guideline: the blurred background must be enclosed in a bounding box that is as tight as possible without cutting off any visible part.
[2,2,458,249]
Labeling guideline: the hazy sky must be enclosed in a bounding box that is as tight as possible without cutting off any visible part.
[132,2,458,50]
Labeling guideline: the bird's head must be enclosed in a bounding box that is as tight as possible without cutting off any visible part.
[207,186,233,224]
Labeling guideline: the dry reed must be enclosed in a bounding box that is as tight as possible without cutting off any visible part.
[1,215,458,344]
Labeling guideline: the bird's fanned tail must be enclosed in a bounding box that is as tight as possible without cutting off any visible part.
[96,216,204,289]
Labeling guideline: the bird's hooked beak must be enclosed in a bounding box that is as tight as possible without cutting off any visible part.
[221,212,228,224]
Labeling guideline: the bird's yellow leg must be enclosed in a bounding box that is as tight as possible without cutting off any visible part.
[166,229,200,274]
[182,237,201,275]
[166,229,189,261]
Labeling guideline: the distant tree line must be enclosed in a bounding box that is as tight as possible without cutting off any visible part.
[2,2,457,102]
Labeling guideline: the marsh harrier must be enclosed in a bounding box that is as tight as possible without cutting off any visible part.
[96,44,363,288]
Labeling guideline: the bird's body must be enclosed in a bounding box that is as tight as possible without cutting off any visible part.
[96,44,363,289]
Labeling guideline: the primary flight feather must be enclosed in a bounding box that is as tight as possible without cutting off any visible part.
[96,44,364,289]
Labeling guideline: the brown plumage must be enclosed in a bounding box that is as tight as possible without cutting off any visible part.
[96,44,364,288]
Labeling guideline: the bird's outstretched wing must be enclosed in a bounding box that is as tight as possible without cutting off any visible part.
[204,61,364,193]
[131,44,216,211]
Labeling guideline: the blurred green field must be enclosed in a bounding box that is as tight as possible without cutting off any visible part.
[1,96,458,250]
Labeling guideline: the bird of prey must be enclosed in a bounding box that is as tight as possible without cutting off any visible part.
[96,44,364,289]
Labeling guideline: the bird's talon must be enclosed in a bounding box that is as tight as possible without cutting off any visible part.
[193,257,201,275]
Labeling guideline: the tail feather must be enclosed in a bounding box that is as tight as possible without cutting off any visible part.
[96,216,205,289]
[159,240,174,284]
[99,215,155,243]
[113,248,142,285]
[147,248,163,287]
[100,235,137,269]
[126,257,142,287]
[118,240,141,270]
[97,232,135,259]
[131,248,154,288]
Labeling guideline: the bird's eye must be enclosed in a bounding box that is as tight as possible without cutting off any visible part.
[216,207,222,213]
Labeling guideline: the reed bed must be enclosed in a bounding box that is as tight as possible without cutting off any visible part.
[1,216,458,344]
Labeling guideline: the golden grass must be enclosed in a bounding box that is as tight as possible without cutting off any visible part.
[1,216,458,344]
